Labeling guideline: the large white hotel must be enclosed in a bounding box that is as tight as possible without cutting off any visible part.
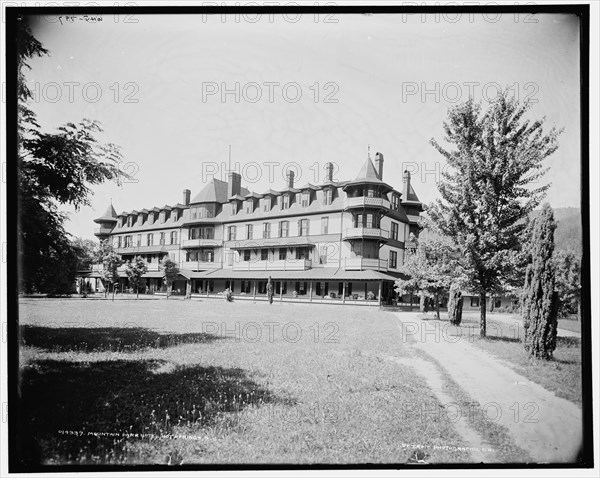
[89,152,422,305]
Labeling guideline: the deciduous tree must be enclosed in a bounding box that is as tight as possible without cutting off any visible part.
[428,92,562,336]
[125,256,148,299]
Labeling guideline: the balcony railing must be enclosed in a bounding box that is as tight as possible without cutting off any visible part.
[344,197,391,210]
[232,259,312,271]
[181,238,221,248]
[180,261,221,270]
[94,226,113,235]
[92,262,161,273]
[343,257,388,271]
[342,227,390,241]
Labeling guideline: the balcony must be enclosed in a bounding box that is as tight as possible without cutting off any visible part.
[342,227,389,241]
[180,261,221,271]
[92,262,161,273]
[94,226,114,235]
[344,197,391,210]
[232,259,312,271]
[181,238,221,248]
[343,257,388,271]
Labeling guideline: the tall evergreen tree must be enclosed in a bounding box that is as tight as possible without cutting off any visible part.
[428,92,562,336]
[522,204,559,359]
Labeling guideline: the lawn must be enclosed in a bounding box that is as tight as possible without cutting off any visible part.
[422,311,582,407]
[16,297,487,466]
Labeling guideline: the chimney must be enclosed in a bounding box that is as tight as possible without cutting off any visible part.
[403,170,411,200]
[183,189,191,206]
[375,152,384,180]
[227,172,241,198]
[287,170,295,189]
[325,162,334,182]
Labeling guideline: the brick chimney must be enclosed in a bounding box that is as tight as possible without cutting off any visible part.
[287,170,295,189]
[325,162,334,182]
[375,152,384,180]
[183,189,191,206]
[402,170,411,200]
[228,172,242,198]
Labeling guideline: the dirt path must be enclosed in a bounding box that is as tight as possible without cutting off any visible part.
[488,313,581,338]
[394,312,582,463]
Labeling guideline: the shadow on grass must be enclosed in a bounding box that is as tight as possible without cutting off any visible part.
[18,359,291,467]
[482,335,522,344]
[20,325,222,353]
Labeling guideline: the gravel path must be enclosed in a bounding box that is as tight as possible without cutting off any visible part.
[395,312,582,463]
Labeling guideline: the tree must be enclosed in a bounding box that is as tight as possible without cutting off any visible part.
[17,16,124,295]
[125,256,148,299]
[394,229,462,319]
[161,258,180,298]
[553,250,581,320]
[522,204,559,359]
[99,249,123,301]
[72,238,99,271]
[428,92,562,336]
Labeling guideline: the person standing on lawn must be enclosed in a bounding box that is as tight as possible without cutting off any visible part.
[266,276,274,304]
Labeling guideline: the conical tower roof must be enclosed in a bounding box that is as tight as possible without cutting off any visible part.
[94,203,118,223]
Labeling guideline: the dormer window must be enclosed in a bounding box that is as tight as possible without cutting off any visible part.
[301,191,310,207]
[281,194,290,210]
[263,197,270,212]
[246,199,253,213]
[127,216,133,227]
[231,202,238,215]
[324,188,333,205]
[391,194,399,211]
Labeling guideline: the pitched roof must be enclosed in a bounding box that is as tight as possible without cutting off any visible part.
[191,179,250,204]
[94,203,118,223]
[405,184,421,203]
[355,158,381,181]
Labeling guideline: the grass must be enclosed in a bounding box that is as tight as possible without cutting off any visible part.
[18,298,481,466]
[423,312,582,407]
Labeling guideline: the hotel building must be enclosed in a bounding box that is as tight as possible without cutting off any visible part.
[90,153,423,305]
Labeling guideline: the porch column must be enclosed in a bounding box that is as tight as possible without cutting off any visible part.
[253,280,257,300]
[309,281,313,302]
[280,281,283,301]
[378,280,382,307]
[206,280,209,298]
[342,281,346,305]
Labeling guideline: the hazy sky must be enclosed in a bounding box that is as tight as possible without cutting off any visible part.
[25,12,581,240]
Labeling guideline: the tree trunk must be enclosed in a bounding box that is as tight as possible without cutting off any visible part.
[136,285,139,300]
[480,291,486,337]
[419,292,428,313]
[112,284,115,302]
[448,284,463,326]
[435,293,440,319]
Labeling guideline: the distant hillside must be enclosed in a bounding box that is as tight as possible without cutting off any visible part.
[531,207,582,255]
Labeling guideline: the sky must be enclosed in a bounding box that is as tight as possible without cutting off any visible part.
[25,11,582,240]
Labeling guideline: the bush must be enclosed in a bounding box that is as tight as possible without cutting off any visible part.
[367,291,375,300]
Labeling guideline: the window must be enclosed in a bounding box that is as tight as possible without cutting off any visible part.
[279,221,289,238]
[389,250,398,269]
[246,200,253,213]
[298,219,309,236]
[470,297,480,308]
[172,209,179,222]
[294,281,307,295]
[301,191,310,207]
[262,222,271,239]
[125,235,132,247]
[117,236,122,248]
[246,224,253,240]
[324,188,333,205]
[367,188,375,198]
[296,247,310,260]
[170,231,178,245]
[147,233,153,246]
[160,232,165,245]
[391,194,399,211]
[282,194,290,210]
[258,281,266,294]
[321,217,329,235]
[279,248,287,260]
[127,216,133,227]
[231,202,237,215]
[275,281,287,295]
[261,249,269,261]
[228,226,237,241]
[137,234,142,247]
[391,222,399,241]
[204,249,214,262]
[243,250,251,262]
[263,198,270,212]
[356,214,363,228]
[366,214,373,229]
